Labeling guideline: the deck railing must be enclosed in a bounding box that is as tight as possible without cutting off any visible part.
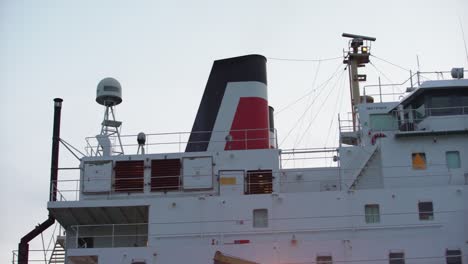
[85,127,277,157]
[69,223,148,249]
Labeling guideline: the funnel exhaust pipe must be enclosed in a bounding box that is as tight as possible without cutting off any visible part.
[18,98,62,264]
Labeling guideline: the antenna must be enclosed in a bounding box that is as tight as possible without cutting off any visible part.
[342,33,376,41]
[95,77,124,156]
[459,16,468,65]
[342,33,376,134]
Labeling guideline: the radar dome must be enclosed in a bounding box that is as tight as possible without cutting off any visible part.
[96,77,122,106]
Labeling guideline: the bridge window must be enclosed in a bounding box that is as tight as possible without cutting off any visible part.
[370,114,397,130]
[429,95,452,116]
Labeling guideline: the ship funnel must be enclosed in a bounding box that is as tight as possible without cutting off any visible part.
[186,55,270,152]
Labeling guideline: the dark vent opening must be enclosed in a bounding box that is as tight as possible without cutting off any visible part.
[151,159,181,191]
[114,161,144,193]
[245,170,273,195]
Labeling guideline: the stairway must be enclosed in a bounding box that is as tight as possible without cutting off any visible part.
[49,236,66,264]
[349,145,379,190]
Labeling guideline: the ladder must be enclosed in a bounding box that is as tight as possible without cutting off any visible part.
[48,236,65,264]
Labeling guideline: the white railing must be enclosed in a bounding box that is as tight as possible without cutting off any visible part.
[85,128,277,156]
[391,106,468,132]
[69,223,148,249]
[280,147,338,168]
[363,69,468,103]
[11,249,54,264]
[338,106,468,135]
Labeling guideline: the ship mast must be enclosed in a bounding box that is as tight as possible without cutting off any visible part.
[342,33,376,131]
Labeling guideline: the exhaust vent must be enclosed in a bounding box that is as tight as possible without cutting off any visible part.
[186,55,270,152]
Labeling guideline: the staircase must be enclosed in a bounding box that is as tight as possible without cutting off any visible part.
[349,145,379,190]
[49,236,66,264]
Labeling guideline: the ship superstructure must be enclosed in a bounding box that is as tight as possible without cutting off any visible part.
[14,35,468,264]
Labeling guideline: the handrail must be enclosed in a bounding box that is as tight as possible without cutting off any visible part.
[362,69,468,103]
[84,127,277,157]
[69,223,148,249]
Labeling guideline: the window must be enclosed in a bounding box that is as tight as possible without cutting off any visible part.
[446,151,461,169]
[370,114,397,130]
[418,201,434,220]
[316,255,333,264]
[365,204,380,223]
[412,153,426,170]
[245,170,273,195]
[253,209,268,228]
[389,252,405,264]
[430,96,452,116]
[446,249,462,264]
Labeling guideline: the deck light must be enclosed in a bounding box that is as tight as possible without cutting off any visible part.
[361,46,368,53]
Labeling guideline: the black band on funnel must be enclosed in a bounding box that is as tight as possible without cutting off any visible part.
[185,54,267,152]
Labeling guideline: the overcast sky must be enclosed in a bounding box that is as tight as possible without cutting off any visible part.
[1,0,467,262]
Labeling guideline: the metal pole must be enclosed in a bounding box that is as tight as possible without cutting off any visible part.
[19,98,62,264]
[410,70,413,88]
[50,98,63,201]
[378,77,382,103]
[416,55,421,86]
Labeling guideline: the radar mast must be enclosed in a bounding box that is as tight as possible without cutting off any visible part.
[342,33,376,133]
[95,77,124,156]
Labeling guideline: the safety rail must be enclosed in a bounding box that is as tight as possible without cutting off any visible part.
[50,164,461,201]
[363,69,468,103]
[69,223,148,248]
[11,249,55,264]
[388,106,468,132]
[68,210,467,241]
[338,112,359,133]
[280,147,338,168]
[338,106,468,136]
[85,128,277,156]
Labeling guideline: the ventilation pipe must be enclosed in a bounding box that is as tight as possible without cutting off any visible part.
[18,98,62,264]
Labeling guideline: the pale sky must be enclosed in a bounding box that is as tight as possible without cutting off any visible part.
[1,0,467,262]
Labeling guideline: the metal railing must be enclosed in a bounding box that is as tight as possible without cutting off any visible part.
[363,69,468,103]
[69,223,148,249]
[338,106,468,136]
[11,249,55,264]
[85,128,278,156]
[281,147,338,168]
[50,163,462,201]
[390,106,468,132]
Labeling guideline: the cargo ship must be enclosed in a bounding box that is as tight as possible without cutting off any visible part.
[14,33,467,264]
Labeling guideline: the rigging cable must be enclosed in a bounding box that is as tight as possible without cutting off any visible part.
[369,62,402,101]
[459,16,468,65]
[370,54,410,72]
[275,62,344,115]
[293,69,347,149]
[324,71,347,149]
[267,56,342,62]
[278,65,345,147]
[292,60,322,148]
